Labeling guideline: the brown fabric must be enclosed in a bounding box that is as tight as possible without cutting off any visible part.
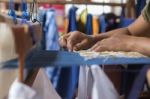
[139,92,150,99]
[125,0,136,19]
[24,69,39,87]
[119,92,150,99]
[104,65,122,93]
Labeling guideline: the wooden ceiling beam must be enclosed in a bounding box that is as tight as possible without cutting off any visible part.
[0,0,126,6]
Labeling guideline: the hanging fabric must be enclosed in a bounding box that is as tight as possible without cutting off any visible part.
[77,9,87,33]
[127,65,150,99]
[0,15,18,99]
[117,18,135,28]
[85,14,93,35]
[56,6,79,99]
[125,0,136,19]
[44,9,60,51]
[67,6,78,32]
[98,13,118,33]
[78,66,93,99]
[135,0,146,17]
[43,9,61,88]
[37,8,47,50]
[118,2,136,27]
[8,69,61,99]
[98,15,106,33]
[78,65,119,99]
[92,16,99,35]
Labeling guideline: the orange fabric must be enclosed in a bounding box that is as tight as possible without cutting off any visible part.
[92,16,99,36]
[64,17,69,35]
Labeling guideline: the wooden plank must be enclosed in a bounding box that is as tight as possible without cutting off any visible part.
[0,0,126,6]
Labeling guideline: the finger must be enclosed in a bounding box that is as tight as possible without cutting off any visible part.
[59,37,67,47]
[67,38,76,52]
[90,38,109,51]
[73,40,87,51]
[90,42,100,51]
[59,34,70,47]
[94,46,106,52]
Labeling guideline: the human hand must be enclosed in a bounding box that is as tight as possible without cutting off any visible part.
[90,34,134,52]
[59,31,96,51]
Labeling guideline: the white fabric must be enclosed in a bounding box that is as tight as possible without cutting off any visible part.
[8,81,36,99]
[0,23,18,99]
[78,65,119,99]
[32,69,61,99]
[8,69,61,99]
[0,23,18,63]
[91,65,119,99]
[146,0,150,4]
[78,66,93,99]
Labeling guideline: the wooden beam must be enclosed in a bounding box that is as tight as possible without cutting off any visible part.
[0,13,42,83]
[0,0,126,6]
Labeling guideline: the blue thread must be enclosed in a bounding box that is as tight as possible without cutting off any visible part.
[21,0,29,20]
[8,0,17,22]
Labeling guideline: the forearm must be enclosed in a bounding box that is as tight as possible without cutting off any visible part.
[131,37,150,56]
[93,15,150,41]
[128,15,150,37]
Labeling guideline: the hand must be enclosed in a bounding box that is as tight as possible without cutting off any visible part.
[90,35,134,52]
[59,31,96,51]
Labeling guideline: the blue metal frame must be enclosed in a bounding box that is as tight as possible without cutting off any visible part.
[1,50,150,69]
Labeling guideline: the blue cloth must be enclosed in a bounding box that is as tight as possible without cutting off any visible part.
[38,8,47,49]
[99,15,106,33]
[127,65,150,99]
[98,13,118,33]
[136,0,146,17]
[43,9,61,88]
[45,10,60,50]
[118,17,135,28]
[56,6,79,99]
[67,7,78,32]
[85,14,93,35]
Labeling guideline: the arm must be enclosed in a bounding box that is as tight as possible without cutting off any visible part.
[131,37,150,56]
[93,15,150,41]
[128,15,150,37]
[90,34,150,56]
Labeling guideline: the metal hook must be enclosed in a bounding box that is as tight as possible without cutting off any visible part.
[30,0,41,25]
[85,0,88,14]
